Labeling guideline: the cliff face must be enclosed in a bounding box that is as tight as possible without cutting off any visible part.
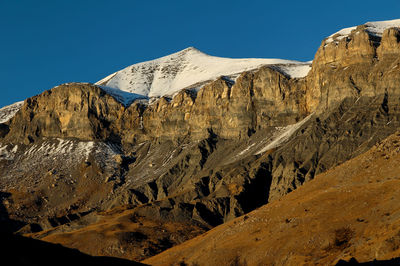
[1,21,400,262]
[5,84,127,143]
[4,66,306,144]
[269,24,400,200]
[308,26,400,112]
[142,67,306,141]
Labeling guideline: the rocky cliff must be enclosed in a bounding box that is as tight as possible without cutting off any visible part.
[1,19,400,262]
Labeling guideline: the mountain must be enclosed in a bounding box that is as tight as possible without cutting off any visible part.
[1,18,400,263]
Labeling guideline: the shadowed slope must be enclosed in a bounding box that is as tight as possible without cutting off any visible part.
[144,131,400,265]
[1,233,146,266]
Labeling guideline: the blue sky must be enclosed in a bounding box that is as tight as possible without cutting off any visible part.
[1,0,399,107]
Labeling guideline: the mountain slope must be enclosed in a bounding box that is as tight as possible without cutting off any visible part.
[144,131,400,265]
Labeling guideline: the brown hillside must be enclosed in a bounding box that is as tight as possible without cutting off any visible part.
[144,131,400,265]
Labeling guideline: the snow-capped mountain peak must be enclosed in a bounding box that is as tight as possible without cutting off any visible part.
[95,47,311,106]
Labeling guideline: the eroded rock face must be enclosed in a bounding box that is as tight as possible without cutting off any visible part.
[313,26,378,68]
[307,25,400,113]
[3,66,307,144]
[377,27,400,57]
[5,84,126,143]
[141,67,306,141]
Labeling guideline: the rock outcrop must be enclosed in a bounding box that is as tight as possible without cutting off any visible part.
[5,84,126,143]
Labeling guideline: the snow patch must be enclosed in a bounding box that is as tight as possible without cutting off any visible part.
[0,101,24,124]
[11,145,18,153]
[0,145,7,156]
[97,85,148,106]
[24,139,95,162]
[236,143,256,157]
[365,19,400,37]
[77,141,94,160]
[0,144,18,160]
[325,18,400,44]
[271,64,312,79]
[326,26,357,44]
[255,113,314,155]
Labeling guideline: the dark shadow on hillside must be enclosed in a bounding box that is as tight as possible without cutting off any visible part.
[0,191,26,233]
[0,123,10,138]
[1,233,147,266]
[0,192,146,265]
[236,162,272,213]
[336,257,400,265]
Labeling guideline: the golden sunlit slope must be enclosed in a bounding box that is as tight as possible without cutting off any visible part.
[144,132,400,265]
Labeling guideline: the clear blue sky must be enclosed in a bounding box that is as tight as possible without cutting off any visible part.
[1,0,399,107]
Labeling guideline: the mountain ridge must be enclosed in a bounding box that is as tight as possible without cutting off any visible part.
[94,46,311,106]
